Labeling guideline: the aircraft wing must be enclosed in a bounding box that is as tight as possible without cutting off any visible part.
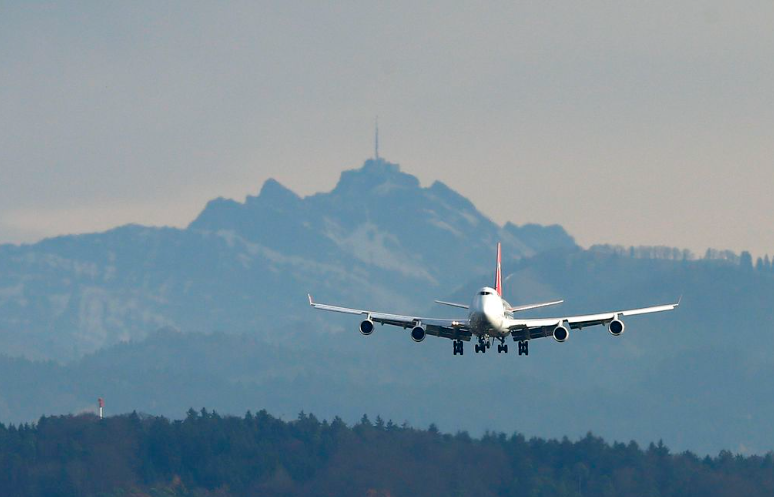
[507,300,679,340]
[308,295,472,341]
[434,300,469,309]
[507,299,564,313]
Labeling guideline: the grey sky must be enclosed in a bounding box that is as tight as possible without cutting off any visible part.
[1,2,773,256]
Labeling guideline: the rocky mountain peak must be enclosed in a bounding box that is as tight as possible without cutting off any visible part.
[331,158,420,196]
[247,178,301,208]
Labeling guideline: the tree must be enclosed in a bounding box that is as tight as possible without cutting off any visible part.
[1,409,773,496]
[740,251,753,271]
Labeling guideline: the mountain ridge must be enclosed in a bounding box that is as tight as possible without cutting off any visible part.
[2,159,774,454]
[0,158,574,360]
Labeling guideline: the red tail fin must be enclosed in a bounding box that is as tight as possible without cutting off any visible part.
[495,242,502,296]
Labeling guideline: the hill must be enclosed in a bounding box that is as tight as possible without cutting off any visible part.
[2,245,774,454]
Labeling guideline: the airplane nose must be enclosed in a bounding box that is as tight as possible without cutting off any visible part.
[483,299,503,329]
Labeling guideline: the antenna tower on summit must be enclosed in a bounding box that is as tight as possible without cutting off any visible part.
[374,116,380,161]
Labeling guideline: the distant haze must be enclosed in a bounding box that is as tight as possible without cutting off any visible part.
[1,2,773,256]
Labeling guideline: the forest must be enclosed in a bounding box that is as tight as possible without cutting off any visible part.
[0,409,772,497]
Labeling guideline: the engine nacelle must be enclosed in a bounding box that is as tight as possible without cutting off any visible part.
[359,319,375,335]
[411,326,426,342]
[553,325,569,343]
[608,319,625,336]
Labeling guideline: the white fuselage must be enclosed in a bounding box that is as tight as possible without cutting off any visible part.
[468,286,509,337]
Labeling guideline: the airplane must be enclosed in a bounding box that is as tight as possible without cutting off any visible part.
[308,243,679,356]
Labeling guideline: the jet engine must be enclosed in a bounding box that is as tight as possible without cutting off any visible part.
[552,325,569,342]
[608,319,625,336]
[411,326,426,342]
[359,319,375,335]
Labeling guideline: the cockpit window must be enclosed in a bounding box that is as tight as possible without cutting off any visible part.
[479,291,491,296]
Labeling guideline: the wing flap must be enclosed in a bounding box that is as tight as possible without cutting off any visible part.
[426,324,473,341]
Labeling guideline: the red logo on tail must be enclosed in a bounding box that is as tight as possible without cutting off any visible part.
[495,242,502,296]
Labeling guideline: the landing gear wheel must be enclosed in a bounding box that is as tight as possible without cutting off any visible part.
[518,340,529,356]
[497,344,502,353]
[474,344,480,353]
[503,344,508,354]
[453,340,464,356]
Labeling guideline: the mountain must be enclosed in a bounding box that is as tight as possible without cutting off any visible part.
[0,158,574,360]
[3,247,774,454]
[4,157,774,455]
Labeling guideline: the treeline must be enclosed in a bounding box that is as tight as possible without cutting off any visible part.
[589,244,774,271]
[590,244,696,261]
[0,410,772,497]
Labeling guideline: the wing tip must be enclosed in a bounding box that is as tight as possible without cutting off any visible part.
[308,294,314,306]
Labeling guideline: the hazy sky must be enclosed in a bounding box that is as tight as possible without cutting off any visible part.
[1,2,773,256]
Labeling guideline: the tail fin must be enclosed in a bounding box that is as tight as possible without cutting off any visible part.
[495,242,502,296]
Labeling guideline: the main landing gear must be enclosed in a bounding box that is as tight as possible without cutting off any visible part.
[474,337,491,354]
[452,340,464,356]
[469,337,528,356]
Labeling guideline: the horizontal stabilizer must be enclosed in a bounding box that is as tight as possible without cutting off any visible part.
[434,300,469,310]
[508,300,564,313]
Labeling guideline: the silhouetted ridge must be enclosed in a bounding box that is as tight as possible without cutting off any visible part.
[188,197,242,230]
[331,158,420,196]
[190,179,302,231]
[250,178,302,206]
[428,180,478,212]
[504,222,575,253]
